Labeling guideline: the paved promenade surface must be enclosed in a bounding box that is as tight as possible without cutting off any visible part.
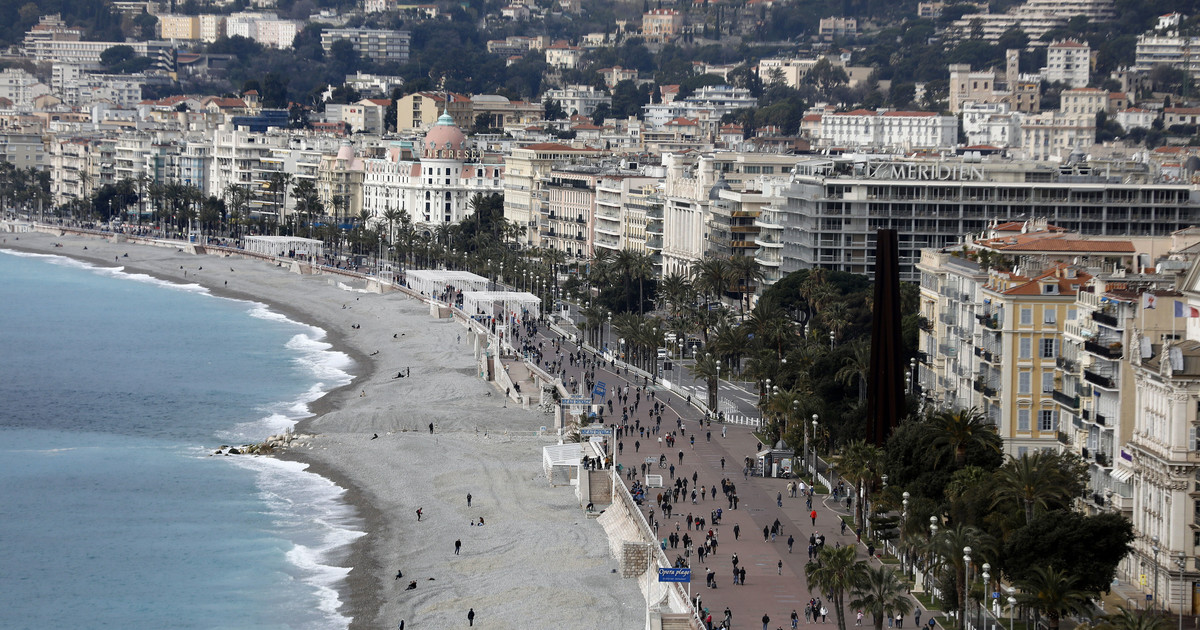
[517,326,923,630]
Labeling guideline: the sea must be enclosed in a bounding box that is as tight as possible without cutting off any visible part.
[0,250,362,630]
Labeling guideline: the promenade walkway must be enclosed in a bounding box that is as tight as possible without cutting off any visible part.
[521,328,925,630]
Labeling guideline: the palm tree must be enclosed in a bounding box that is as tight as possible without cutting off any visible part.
[692,257,733,307]
[926,523,994,617]
[835,339,871,403]
[1103,606,1173,630]
[745,301,795,359]
[1014,566,1094,630]
[992,451,1076,525]
[852,564,914,630]
[807,544,867,630]
[691,352,721,410]
[270,172,295,229]
[729,254,763,313]
[837,440,884,530]
[929,407,1000,468]
[292,179,321,238]
[658,272,694,316]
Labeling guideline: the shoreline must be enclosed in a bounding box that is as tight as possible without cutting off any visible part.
[1,228,643,629]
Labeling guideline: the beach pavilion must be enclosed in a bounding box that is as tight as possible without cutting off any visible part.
[461,291,541,322]
[244,235,324,258]
[405,270,490,297]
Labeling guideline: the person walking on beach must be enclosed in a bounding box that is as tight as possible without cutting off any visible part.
[416,508,423,521]
[467,493,472,507]
[429,423,434,434]
[454,539,461,555]
[468,608,475,626]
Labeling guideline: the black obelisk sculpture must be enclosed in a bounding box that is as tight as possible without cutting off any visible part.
[866,229,905,446]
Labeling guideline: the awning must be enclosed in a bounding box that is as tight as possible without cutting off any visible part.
[1111,467,1134,483]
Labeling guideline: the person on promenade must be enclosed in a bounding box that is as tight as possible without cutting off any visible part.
[734,524,740,540]
[763,613,771,630]
[788,534,795,553]
[810,509,817,525]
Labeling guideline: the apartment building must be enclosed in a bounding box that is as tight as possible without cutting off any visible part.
[543,166,602,262]
[321,28,411,63]
[661,151,799,277]
[502,142,600,249]
[1134,33,1200,78]
[594,174,663,256]
[949,52,1041,114]
[1042,40,1091,88]
[396,92,472,131]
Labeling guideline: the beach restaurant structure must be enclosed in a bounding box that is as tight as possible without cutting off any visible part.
[405,269,489,297]
[461,291,541,321]
[243,235,324,258]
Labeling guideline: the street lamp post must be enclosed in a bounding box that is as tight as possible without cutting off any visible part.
[1176,552,1187,630]
[963,546,972,630]
[810,415,818,476]
[902,491,911,576]
[1154,537,1162,612]
[829,330,835,350]
[606,313,612,354]
[981,563,990,630]
[930,517,940,605]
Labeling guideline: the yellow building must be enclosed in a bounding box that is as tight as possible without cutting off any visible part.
[501,142,600,249]
[396,91,472,131]
[641,9,683,44]
[158,15,200,40]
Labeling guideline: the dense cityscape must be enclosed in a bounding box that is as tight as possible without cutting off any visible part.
[10,0,1200,627]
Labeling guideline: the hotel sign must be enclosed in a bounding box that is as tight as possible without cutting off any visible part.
[422,148,483,161]
[864,162,985,182]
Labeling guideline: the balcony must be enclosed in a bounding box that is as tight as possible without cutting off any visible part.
[1092,310,1120,327]
[1052,390,1080,409]
[1095,412,1108,426]
[1084,340,1123,360]
[982,315,1000,330]
[974,346,994,363]
[1056,355,1079,373]
[1057,430,1070,445]
[1095,452,1111,467]
[939,343,958,357]
[1084,369,1116,390]
[972,379,997,397]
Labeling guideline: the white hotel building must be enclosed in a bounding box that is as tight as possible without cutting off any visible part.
[815,109,959,150]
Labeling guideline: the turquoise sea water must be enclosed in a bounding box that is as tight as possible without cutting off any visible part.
[0,251,360,629]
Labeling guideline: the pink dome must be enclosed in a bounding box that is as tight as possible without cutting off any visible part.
[424,111,467,154]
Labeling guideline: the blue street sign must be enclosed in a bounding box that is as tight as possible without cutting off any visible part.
[593,381,607,397]
[658,567,691,583]
[562,397,592,406]
[580,427,611,436]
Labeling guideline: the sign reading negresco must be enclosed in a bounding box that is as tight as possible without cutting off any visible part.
[658,567,691,583]
[864,162,985,182]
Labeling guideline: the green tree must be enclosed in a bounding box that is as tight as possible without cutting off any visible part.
[806,545,866,630]
[851,564,914,630]
[929,407,1000,468]
[999,511,1133,594]
[1013,566,1093,630]
[992,450,1083,525]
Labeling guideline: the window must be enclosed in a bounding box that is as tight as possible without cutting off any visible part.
[1020,307,1032,325]
[1042,372,1055,393]
[1018,409,1030,431]
[1018,371,1031,394]
[1068,308,1077,321]
[1044,307,1057,324]
[1019,338,1032,359]
[1041,338,1057,359]
[1039,410,1056,432]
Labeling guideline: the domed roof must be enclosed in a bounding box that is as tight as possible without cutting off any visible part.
[424,111,467,156]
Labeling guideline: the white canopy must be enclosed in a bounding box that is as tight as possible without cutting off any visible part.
[405,270,490,297]
[244,235,324,257]
[461,290,541,320]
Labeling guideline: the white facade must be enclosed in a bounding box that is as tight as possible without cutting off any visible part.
[961,102,1021,147]
[817,109,959,150]
[1042,40,1091,88]
[545,86,611,117]
[0,68,49,108]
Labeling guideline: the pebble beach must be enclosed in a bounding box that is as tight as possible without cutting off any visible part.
[1,228,644,630]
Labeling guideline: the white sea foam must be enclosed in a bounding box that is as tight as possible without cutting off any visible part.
[230,456,365,629]
[1,249,212,294]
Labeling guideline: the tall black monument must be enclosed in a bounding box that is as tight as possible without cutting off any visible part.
[866,229,905,446]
